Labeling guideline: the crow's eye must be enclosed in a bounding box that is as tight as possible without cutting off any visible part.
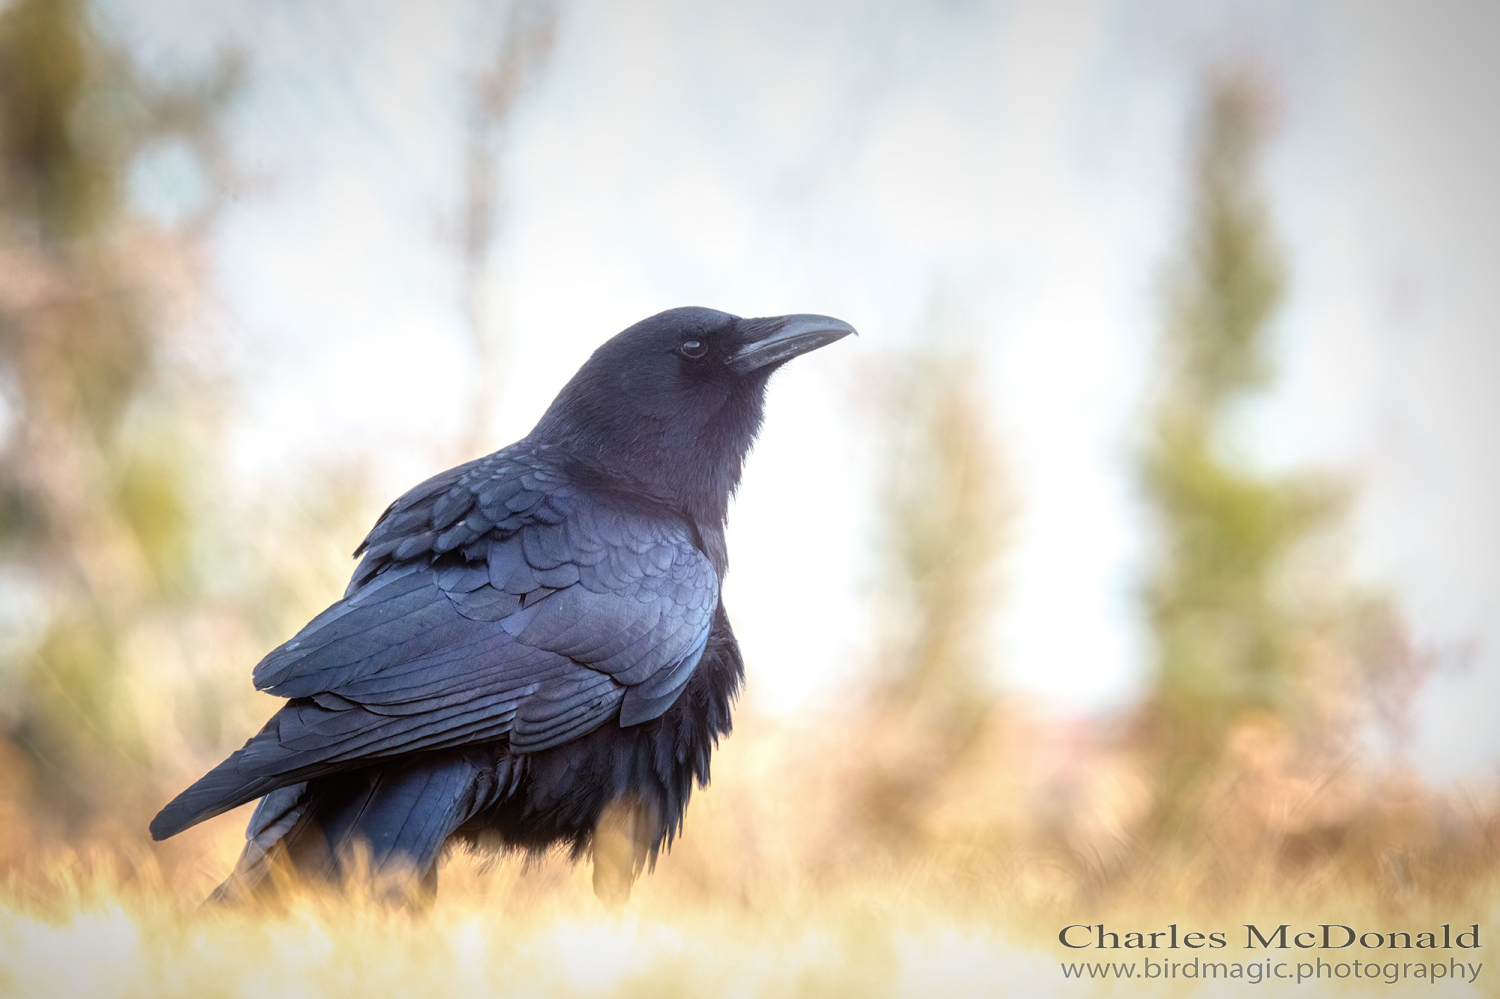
[678,339,708,359]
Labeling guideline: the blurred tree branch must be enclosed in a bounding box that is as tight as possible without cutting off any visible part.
[456,0,555,456]
[854,305,1012,847]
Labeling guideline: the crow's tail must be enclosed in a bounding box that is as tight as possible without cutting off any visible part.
[210,747,519,904]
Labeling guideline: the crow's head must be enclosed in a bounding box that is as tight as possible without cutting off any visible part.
[532,306,854,521]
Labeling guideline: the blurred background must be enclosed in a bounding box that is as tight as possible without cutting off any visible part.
[0,0,1497,991]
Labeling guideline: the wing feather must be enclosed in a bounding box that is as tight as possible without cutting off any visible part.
[152,445,719,841]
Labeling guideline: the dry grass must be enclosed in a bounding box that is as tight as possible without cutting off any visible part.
[1,855,1067,999]
[3,708,1497,999]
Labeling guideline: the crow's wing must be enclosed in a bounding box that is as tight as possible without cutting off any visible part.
[149,447,716,840]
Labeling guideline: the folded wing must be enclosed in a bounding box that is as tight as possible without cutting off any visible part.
[150,447,716,841]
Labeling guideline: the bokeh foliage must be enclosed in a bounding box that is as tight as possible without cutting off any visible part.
[1140,75,1336,797]
[0,0,244,841]
[1136,71,1430,856]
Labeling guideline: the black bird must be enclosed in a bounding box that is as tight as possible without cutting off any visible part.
[151,306,853,904]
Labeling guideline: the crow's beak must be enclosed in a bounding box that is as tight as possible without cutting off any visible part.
[728,314,857,374]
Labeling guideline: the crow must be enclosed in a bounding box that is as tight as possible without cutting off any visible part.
[150,306,853,905]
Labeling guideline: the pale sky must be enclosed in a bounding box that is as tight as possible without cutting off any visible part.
[107,0,1500,781]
